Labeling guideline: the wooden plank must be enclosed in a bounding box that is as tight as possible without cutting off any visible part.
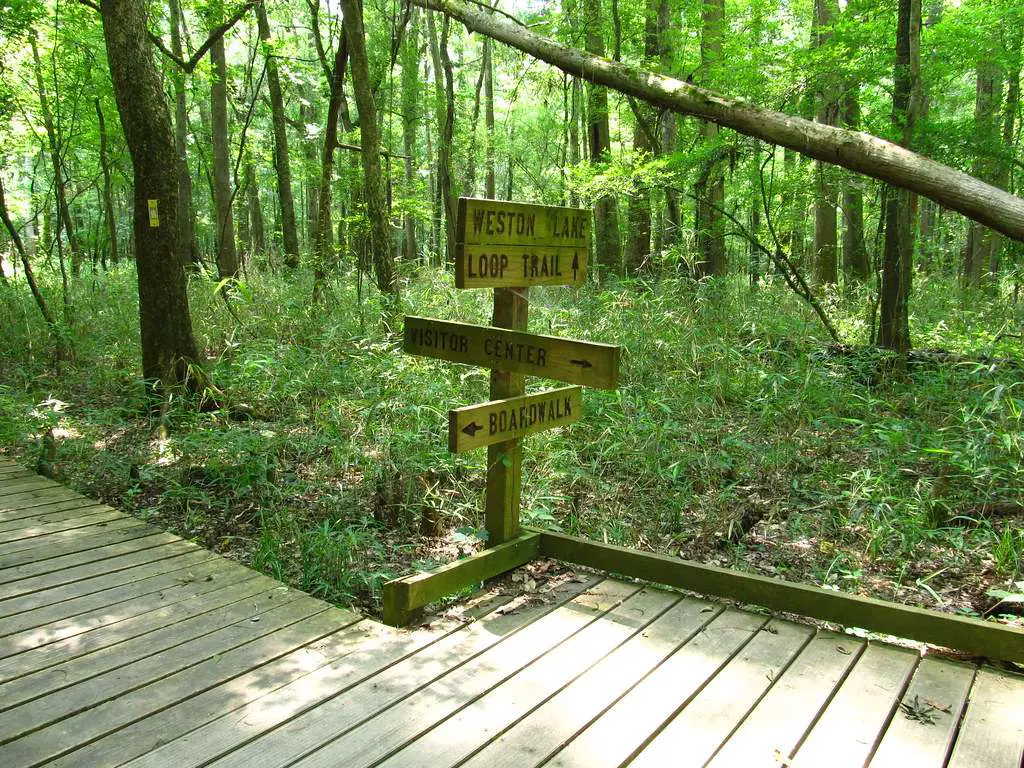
[871,656,976,767]
[0,595,333,764]
[707,631,866,768]
[46,617,389,767]
[458,596,724,768]
[946,666,1024,768]
[0,486,89,514]
[537,529,1024,662]
[0,539,199,601]
[4,609,357,768]
[0,517,145,559]
[544,608,767,768]
[382,533,540,626]
[0,502,121,532]
[455,242,587,288]
[260,580,641,768]
[122,577,601,768]
[0,520,159,572]
[404,316,620,390]
[629,620,814,768]
[0,568,271,687]
[371,588,681,768]
[791,643,919,768]
[0,478,56,498]
[0,496,113,524]
[0,508,123,544]
[457,197,589,248]
[449,386,581,453]
[0,557,243,657]
[0,531,178,587]
[194,576,616,768]
[0,548,216,620]
[0,463,31,476]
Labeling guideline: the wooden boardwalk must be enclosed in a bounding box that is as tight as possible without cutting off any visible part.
[0,460,1021,768]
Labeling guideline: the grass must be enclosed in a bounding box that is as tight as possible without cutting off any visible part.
[1,260,1022,621]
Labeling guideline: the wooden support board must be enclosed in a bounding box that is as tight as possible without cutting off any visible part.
[382,533,540,626]
[449,386,581,452]
[535,529,1024,662]
[404,316,619,390]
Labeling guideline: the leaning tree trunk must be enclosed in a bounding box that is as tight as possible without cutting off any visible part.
[410,0,1024,244]
[877,0,920,353]
[209,1,239,279]
[256,0,300,269]
[340,0,398,297]
[99,0,209,396]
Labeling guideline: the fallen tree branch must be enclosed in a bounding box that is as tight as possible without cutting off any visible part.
[412,0,1024,243]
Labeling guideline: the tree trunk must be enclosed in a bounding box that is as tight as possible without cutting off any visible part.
[246,159,266,257]
[877,0,920,353]
[412,0,1024,244]
[100,0,208,395]
[31,37,81,276]
[427,12,457,264]
[962,55,1002,286]
[0,176,62,342]
[169,0,199,269]
[484,35,497,200]
[340,0,398,297]
[256,0,300,269]
[209,3,239,280]
[841,88,869,282]
[626,0,661,275]
[583,0,621,276]
[695,0,726,278]
[95,99,120,267]
[812,0,839,285]
[311,32,348,301]
[400,6,420,261]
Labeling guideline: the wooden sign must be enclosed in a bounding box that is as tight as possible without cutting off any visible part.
[455,198,590,288]
[404,316,620,390]
[449,386,582,452]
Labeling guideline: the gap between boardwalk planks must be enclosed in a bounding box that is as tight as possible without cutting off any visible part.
[289,582,649,768]
[458,595,725,768]
[544,608,769,768]
[154,576,612,768]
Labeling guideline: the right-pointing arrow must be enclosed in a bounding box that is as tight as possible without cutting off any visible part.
[462,421,483,437]
[569,358,593,369]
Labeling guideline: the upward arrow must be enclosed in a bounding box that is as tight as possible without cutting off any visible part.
[572,252,580,282]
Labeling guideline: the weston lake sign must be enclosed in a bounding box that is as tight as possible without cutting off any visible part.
[455,198,590,288]
[449,386,582,452]
[403,316,620,390]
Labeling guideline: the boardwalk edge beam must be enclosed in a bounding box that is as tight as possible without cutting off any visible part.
[381,532,541,626]
[534,528,1024,663]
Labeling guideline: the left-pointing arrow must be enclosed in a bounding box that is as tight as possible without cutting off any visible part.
[462,421,483,437]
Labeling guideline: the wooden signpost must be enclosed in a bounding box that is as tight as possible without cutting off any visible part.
[383,197,620,625]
